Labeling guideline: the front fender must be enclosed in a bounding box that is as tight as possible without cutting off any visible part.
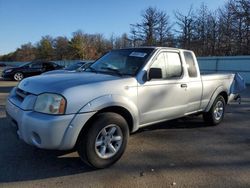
[79,94,140,132]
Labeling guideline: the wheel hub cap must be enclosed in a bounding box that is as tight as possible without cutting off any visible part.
[213,101,224,120]
[95,124,123,159]
[14,73,23,81]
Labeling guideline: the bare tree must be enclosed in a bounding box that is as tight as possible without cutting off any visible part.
[206,11,218,55]
[157,11,173,46]
[130,7,172,46]
[193,3,209,55]
[174,7,195,49]
[129,27,143,47]
[217,1,237,55]
[229,0,250,55]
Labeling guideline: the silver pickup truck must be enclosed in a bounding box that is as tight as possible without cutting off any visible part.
[6,47,244,168]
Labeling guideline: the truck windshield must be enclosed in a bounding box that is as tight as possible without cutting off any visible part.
[87,48,154,76]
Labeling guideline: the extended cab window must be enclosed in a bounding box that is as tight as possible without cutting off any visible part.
[184,51,197,77]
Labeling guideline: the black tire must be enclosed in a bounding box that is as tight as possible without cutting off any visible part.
[77,112,129,169]
[203,95,226,125]
[13,72,24,81]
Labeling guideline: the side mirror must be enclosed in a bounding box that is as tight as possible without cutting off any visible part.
[148,68,162,80]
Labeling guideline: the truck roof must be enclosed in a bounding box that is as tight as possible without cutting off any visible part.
[115,46,189,52]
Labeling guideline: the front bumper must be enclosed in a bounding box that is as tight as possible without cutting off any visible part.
[6,99,95,150]
[1,72,13,79]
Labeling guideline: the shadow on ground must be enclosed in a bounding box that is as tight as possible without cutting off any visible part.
[0,115,209,183]
[0,116,94,182]
[2,112,250,183]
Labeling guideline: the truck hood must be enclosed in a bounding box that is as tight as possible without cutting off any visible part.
[42,70,76,75]
[18,72,120,95]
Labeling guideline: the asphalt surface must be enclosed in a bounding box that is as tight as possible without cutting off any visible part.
[0,79,250,188]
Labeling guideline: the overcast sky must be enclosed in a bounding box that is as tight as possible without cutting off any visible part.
[0,0,227,55]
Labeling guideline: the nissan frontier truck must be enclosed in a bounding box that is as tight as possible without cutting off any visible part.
[6,47,244,168]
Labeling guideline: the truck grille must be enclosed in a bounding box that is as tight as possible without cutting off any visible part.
[16,88,29,101]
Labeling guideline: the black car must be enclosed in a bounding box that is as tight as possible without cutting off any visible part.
[43,61,94,75]
[0,63,6,67]
[2,61,63,81]
[65,61,93,71]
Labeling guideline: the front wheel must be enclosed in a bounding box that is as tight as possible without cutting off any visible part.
[77,112,129,168]
[203,95,226,125]
[13,72,24,81]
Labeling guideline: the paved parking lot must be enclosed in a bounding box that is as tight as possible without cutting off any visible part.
[0,80,250,188]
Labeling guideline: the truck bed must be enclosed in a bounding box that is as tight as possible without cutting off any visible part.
[200,73,235,110]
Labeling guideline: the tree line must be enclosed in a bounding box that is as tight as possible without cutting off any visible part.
[0,0,249,62]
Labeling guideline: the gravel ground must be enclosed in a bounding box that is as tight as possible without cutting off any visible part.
[0,80,250,188]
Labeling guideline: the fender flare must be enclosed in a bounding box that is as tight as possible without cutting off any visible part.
[204,85,228,112]
[79,94,140,132]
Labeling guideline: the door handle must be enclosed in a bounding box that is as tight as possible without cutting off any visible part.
[180,84,187,88]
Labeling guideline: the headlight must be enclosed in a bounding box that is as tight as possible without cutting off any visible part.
[34,93,66,115]
[5,69,13,73]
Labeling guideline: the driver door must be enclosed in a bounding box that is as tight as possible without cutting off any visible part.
[138,51,189,125]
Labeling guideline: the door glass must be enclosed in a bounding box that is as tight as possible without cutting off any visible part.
[30,62,43,69]
[44,63,54,70]
[165,52,182,78]
[150,53,167,79]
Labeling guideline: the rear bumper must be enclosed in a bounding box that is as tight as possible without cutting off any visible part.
[6,99,95,150]
[228,93,242,104]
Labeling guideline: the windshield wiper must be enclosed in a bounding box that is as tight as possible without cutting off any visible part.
[100,67,123,76]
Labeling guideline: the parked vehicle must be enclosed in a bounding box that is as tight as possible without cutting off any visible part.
[0,62,6,67]
[6,47,245,168]
[43,61,94,75]
[2,61,63,81]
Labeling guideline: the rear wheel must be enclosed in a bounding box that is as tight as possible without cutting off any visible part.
[203,95,226,125]
[13,72,24,81]
[77,112,129,168]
